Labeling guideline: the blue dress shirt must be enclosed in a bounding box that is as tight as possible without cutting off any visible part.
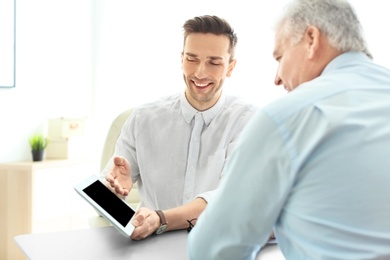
[188,52,390,260]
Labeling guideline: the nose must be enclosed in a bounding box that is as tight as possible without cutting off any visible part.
[195,63,207,79]
[274,74,282,86]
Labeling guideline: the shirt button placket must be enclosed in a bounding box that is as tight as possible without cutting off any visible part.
[183,113,203,204]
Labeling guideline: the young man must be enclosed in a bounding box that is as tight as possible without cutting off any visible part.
[102,15,256,240]
[188,1,390,259]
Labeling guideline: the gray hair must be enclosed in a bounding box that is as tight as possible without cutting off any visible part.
[275,0,372,58]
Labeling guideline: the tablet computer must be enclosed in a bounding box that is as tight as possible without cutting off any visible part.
[74,174,136,237]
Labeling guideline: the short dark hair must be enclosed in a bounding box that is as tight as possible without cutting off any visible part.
[183,15,237,62]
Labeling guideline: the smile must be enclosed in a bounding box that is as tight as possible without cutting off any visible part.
[193,81,212,88]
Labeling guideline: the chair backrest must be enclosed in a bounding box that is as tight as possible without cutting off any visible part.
[100,108,140,209]
[100,109,133,171]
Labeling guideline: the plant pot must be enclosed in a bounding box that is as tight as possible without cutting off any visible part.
[32,150,44,162]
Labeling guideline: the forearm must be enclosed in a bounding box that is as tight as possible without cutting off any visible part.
[163,197,207,231]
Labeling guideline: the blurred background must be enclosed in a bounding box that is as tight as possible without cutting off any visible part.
[0,0,389,163]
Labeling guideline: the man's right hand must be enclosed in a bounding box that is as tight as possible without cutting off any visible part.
[105,156,133,197]
[130,207,162,240]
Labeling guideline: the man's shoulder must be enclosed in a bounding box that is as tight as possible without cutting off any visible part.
[213,95,257,125]
[224,95,258,112]
[134,93,181,114]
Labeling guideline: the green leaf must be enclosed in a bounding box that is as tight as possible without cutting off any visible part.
[29,134,49,151]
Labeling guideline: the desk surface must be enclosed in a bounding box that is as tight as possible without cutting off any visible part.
[15,226,285,260]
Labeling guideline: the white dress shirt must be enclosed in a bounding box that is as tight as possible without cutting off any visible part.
[101,92,256,210]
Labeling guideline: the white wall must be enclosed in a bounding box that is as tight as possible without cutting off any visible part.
[1,0,389,163]
[0,0,93,162]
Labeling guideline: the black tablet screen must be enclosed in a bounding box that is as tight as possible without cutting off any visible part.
[83,180,135,227]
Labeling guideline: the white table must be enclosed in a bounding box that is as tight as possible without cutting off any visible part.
[15,226,285,260]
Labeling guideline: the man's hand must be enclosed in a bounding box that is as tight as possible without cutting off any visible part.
[105,156,133,196]
[130,207,161,240]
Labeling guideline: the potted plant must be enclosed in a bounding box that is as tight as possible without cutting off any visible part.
[29,134,49,161]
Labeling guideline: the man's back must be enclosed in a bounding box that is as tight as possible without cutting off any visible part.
[188,52,390,260]
[266,52,390,258]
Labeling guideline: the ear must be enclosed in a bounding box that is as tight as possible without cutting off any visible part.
[226,59,237,77]
[181,52,184,69]
[305,26,321,59]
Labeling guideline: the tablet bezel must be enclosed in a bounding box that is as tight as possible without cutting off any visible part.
[74,174,136,237]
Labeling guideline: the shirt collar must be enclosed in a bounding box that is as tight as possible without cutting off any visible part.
[180,92,226,126]
[322,51,371,76]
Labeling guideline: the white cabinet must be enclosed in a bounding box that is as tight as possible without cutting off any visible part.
[0,159,99,260]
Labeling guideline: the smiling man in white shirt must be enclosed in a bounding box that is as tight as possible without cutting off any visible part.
[102,15,256,240]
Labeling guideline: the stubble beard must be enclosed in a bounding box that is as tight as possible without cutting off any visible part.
[184,76,223,106]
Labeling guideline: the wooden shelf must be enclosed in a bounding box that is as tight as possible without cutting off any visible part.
[0,159,98,260]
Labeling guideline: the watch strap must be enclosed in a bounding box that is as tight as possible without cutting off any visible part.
[155,210,167,225]
[155,210,168,234]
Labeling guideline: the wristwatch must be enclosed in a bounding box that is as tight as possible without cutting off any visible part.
[155,210,168,235]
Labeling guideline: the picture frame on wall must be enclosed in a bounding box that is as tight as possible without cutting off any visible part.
[0,0,15,88]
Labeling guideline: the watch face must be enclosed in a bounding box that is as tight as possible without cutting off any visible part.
[156,224,168,235]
